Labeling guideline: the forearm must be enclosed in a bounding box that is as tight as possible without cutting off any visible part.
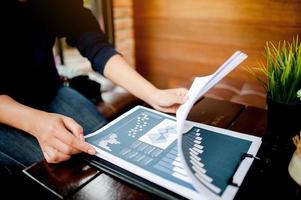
[103,55,158,104]
[0,95,42,135]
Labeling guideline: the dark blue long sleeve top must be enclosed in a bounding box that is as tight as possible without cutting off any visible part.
[1,0,118,107]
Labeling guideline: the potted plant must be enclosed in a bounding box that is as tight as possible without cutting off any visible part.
[248,36,301,144]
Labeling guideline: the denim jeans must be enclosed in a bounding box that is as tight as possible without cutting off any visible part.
[0,86,107,174]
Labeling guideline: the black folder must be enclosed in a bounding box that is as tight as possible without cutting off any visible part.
[83,154,186,200]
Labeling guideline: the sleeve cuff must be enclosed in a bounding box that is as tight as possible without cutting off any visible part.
[76,32,120,75]
[92,46,119,74]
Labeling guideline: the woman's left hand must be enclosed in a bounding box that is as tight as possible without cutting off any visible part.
[147,88,188,113]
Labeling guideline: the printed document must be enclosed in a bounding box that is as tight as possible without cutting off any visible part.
[85,51,261,200]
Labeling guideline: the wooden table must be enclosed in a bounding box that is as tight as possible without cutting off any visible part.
[23,98,301,200]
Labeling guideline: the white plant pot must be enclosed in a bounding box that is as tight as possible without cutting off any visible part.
[288,150,301,186]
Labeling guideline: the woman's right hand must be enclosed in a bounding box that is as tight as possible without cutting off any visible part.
[30,112,96,163]
[0,95,95,164]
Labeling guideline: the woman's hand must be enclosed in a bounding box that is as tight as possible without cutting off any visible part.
[30,112,96,163]
[103,55,188,113]
[147,88,188,113]
[0,95,96,164]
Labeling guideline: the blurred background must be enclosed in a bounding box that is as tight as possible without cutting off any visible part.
[132,0,301,88]
[55,0,301,109]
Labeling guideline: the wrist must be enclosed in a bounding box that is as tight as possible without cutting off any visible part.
[143,87,160,106]
[21,109,46,137]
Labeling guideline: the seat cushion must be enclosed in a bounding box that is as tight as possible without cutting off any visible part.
[205,79,267,109]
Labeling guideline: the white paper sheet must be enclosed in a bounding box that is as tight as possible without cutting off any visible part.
[176,51,248,135]
[176,51,250,200]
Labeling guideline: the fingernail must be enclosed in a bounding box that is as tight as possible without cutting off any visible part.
[88,148,96,155]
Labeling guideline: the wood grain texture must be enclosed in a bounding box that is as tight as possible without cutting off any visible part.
[133,0,301,88]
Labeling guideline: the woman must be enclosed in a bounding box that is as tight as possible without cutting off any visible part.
[0,0,187,174]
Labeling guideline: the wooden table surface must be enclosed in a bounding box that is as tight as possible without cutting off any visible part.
[23,98,301,200]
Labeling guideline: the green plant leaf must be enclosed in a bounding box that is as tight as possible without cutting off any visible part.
[247,35,301,104]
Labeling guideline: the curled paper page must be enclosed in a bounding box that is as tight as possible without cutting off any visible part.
[176,51,248,200]
[176,51,248,134]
